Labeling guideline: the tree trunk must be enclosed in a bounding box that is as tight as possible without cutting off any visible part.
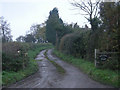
[90,14,94,31]
[2,27,6,42]
[56,31,59,50]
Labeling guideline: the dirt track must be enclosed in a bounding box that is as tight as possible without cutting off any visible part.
[8,49,112,88]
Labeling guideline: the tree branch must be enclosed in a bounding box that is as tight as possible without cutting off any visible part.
[71,0,91,14]
[94,0,101,17]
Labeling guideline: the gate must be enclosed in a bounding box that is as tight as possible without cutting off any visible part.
[94,49,118,67]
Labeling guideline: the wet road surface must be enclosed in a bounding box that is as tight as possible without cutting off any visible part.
[8,49,112,88]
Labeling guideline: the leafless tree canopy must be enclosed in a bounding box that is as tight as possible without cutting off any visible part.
[70,0,101,30]
[71,0,101,19]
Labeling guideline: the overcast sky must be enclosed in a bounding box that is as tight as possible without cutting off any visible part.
[0,0,89,40]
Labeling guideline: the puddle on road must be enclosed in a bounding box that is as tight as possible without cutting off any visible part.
[41,62,46,66]
[41,65,47,73]
[42,71,46,72]
[43,64,46,66]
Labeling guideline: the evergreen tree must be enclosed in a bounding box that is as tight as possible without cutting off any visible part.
[46,7,64,46]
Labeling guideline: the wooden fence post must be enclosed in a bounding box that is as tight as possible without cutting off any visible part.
[95,49,97,67]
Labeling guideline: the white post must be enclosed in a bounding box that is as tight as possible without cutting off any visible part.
[95,49,97,67]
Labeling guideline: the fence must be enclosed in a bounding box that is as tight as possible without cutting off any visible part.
[94,49,119,67]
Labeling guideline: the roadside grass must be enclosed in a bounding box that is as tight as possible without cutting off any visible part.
[44,50,65,74]
[53,49,120,88]
[2,43,53,86]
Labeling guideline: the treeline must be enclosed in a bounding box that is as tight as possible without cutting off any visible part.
[0,17,46,43]
[16,24,46,43]
[45,2,119,70]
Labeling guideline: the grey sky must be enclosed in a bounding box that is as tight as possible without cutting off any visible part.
[0,0,88,40]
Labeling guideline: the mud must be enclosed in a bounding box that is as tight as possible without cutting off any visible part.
[8,49,113,88]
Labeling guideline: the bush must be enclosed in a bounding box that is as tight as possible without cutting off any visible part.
[102,59,119,70]
[2,42,30,71]
[2,53,23,71]
[59,31,89,58]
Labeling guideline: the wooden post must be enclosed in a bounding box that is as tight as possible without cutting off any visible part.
[95,49,97,67]
[56,31,58,50]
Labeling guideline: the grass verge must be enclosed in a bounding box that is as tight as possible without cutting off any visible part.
[2,44,53,86]
[53,49,120,88]
[44,50,65,74]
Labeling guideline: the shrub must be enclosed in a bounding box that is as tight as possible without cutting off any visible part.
[2,42,30,71]
[59,31,89,58]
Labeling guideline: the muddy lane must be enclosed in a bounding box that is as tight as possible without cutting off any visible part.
[8,49,113,88]
[47,49,113,88]
[8,50,61,88]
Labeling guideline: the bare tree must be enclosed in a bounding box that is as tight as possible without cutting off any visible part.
[0,16,12,42]
[71,0,101,31]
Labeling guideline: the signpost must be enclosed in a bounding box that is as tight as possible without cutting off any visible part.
[95,49,119,68]
[95,49,97,67]
[95,49,108,67]
[99,55,108,61]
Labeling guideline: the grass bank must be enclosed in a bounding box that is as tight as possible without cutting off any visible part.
[2,43,53,86]
[53,49,119,88]
[45,50,65,74]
